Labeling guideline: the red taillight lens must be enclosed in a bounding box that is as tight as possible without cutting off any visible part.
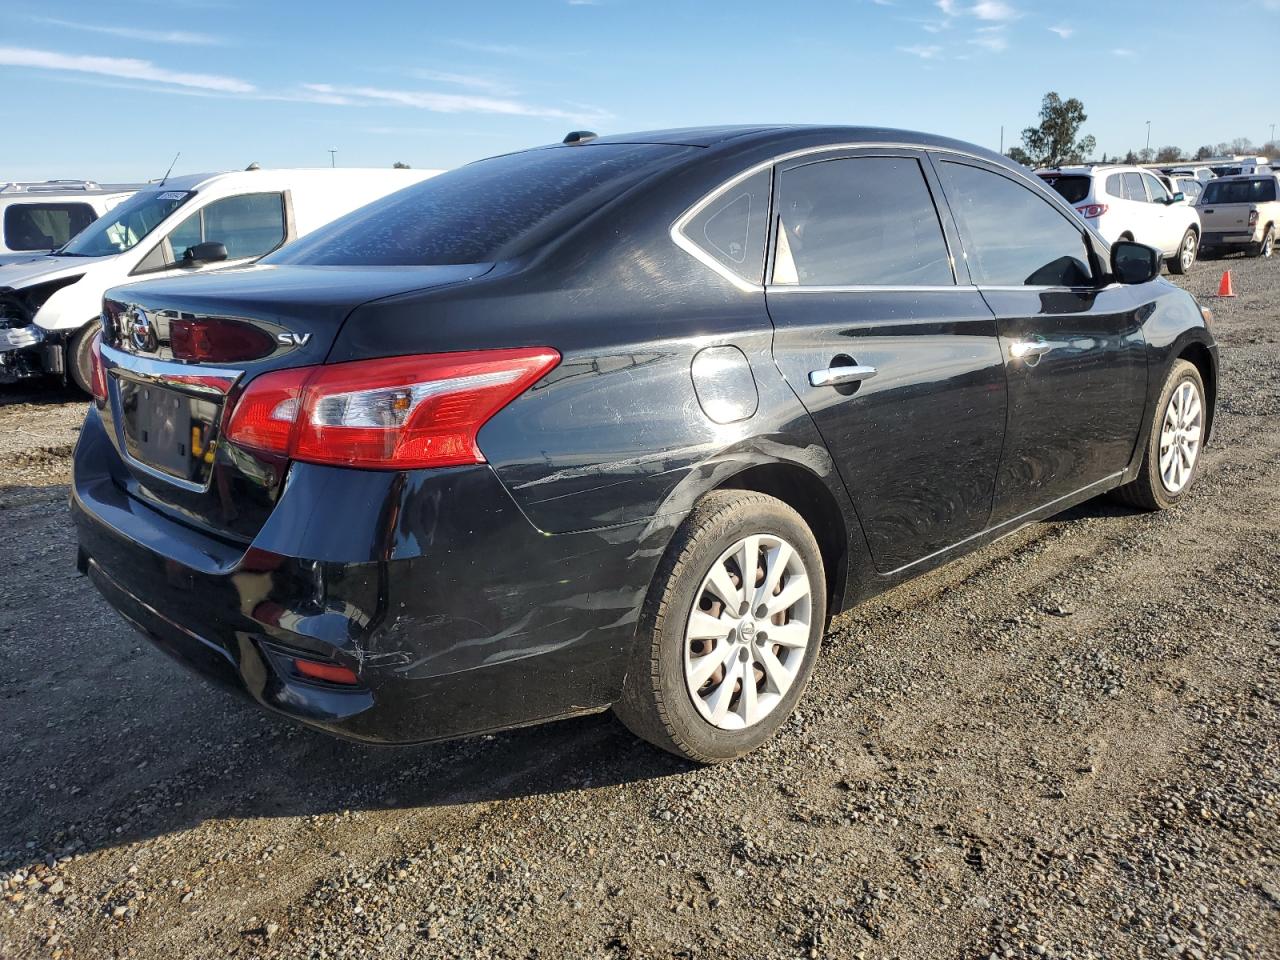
[292,658,359,685]
[1248,210,1259,228]
[89,331,108,408]
[170,317,276,363]
[1076,203,1108,219]
[224,348,560,469]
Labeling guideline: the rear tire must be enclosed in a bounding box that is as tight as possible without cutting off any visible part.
[613,490,826,763]
[1110,359,1206,511]
[1168,228,1198,274]
[67,323,97,396]
[1250,225,1274,259]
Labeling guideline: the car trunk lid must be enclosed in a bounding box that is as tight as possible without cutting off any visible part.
[97,263,490,543]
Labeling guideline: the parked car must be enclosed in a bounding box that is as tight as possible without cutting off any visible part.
[1037,164,1201,274]
[1156,173,1203,205]
[1196,173,1278,259]
[0,167,439,389]
[73,126,1218,763]
[1164,166,1216,184]
[0,180,139,264]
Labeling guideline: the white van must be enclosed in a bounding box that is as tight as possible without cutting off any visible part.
[0,167,439,390]
[0,181,140,264]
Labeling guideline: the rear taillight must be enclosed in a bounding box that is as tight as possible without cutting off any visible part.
[170,317,275,364]
[292,657,360,685]
[1076,203,1108,219]
[89,331,108,408]
[225,348,560,469]
[1248,210,1259,228]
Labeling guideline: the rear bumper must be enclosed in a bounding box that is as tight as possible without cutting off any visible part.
[72,408,665,744]
[1201,230,1258,247]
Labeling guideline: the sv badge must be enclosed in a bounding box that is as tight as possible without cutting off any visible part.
[277,332,312,346]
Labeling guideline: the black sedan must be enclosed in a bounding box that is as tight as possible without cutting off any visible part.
[73,126,1218,762]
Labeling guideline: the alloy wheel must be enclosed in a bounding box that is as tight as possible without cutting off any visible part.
[1159,380,1203,494]
[1181,232,1197,271]
[683,534,812,730]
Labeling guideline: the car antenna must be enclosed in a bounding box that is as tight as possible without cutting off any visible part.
[159,151,181,186]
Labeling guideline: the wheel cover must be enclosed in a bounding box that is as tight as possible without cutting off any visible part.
[683,534,812,731]
[1181,232,1196,270]
[1159,380,1203,494]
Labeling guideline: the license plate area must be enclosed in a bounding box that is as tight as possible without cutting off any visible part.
[117,379,223,488]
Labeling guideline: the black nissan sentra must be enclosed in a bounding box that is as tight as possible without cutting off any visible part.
[74,126,1218,762]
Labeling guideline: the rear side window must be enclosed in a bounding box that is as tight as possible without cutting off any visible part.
[1201,178,1278,204]
[268,144,689,266]
[3,202,96,250]
[1038,175,1091,204]
[937,161,1093,288]
[680,169,771,284]
[1105,174,1123,197]
[1122,173,1147,202]
[771,157,953,286]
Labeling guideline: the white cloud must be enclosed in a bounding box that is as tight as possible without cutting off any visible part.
[899,44,943,59]
[936,0,1018,21]
[301,82,607,121]
[1048,23,1073,39]
[969,32,1008,51]
[405,68,517,96]
[0,45,253,92]
[1112,47,1135,56]
[30,17,226,45]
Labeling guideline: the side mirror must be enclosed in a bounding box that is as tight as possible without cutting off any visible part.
[1170,192,1185,204]
[1111,241,1161,285]
[181,241,228,266]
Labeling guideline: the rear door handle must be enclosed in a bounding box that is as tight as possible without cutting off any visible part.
[809,364,877,387]
[1009,339,1053,363]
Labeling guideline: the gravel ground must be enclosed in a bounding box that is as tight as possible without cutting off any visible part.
[1,255,1277,960]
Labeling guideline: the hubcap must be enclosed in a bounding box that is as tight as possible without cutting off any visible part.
[1158,380,1203,494]
[683,534,812,730]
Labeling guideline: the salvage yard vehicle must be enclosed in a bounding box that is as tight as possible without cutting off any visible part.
[72,126,1219,763]
[0,167,438,389]
[1196,173,1278,259]
[1037,164,1202,274]
[0,180,139,264]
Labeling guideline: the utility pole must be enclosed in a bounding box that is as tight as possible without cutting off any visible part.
[1271,123,1276,151]
[328,149,337,168]
[1144,120,1151,155]
[999,125,1004,155]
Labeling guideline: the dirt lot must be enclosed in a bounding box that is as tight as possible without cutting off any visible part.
[1,255,1277,960]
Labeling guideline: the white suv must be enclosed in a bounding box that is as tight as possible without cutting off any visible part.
[0,181,139,264]
[1036,165,1202,274]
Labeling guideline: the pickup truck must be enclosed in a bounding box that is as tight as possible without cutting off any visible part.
[1196,174,1278,259]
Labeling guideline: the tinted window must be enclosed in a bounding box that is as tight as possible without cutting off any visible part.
[3,202,96,250]
[61,190,192,257]
[1038,175,1091,204]
[1105,174,1123,197]
[202,193,286,259]
[1201,178,1278,204]
[682,169,771,283]
[269,144,688,267]
[938,161,1093,287]
[1143,173,1169,202]
[1122,173,1147,202]
[772,157,952,286]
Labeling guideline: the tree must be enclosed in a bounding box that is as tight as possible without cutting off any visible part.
[1229,137,1255,155]
[1154,145,1183,163]
[1017,92,1096,167]
[1006,146,1032,166]
[1138,147,1155,163]
[1123,150,1138,165]
[393,161,411,169]
[1194,145,1214,161]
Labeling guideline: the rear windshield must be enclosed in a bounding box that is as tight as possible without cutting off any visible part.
[267,144,690,267]
[1037,174,1091,204]
[1201,178,1278,204]
[3,202,96,250]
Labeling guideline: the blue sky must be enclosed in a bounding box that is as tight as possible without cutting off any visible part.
[2,0,1277,182]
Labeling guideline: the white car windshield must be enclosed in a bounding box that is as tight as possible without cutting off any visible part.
[59,190,193,257]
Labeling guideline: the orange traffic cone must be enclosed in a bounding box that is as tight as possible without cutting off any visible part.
[1216,270,1236,298]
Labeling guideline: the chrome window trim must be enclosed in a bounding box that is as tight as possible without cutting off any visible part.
[765,283,975,294]
[671,141,996,291]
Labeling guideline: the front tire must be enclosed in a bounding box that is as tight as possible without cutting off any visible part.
[1111,359,1206,511]
[1168,228,1198,275]
[67,323,98,395]
[613,491,826,763]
